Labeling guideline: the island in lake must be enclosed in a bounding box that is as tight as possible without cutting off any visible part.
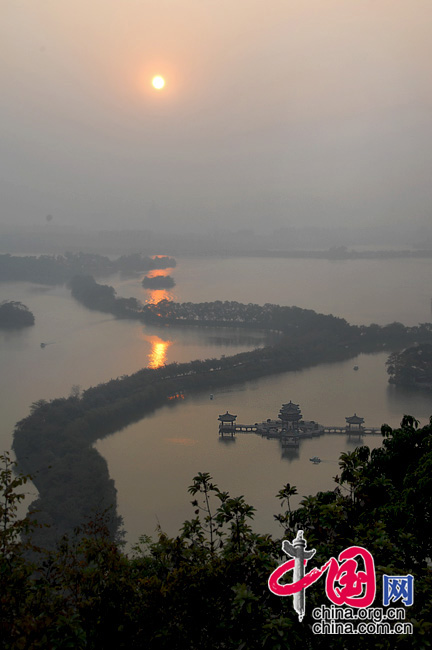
[142,275,175,289]
[387,341,432,390]
[0,300,35,329]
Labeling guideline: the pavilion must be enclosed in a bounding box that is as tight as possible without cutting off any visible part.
[345,413,365,430]
[218,411,237,436]
[278,401,302,431]
[345,413,365,436]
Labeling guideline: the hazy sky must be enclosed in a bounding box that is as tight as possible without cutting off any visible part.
[2,0,432,233]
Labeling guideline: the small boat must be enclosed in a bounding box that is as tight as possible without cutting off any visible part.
[353,365,359,371]
[40,343,46,348]
[310,456,321,464]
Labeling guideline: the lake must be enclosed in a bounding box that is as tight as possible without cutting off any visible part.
[1,255,432,548]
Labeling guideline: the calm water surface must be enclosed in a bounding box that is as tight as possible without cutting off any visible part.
[96,351,432,546]
[114,256,432,326]
[1,256,432,547]
[0,279,269,448]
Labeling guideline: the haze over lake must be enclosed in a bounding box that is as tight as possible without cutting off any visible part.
[1,255,432,547]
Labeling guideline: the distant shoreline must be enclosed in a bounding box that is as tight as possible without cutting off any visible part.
[231,248,432,260]
[1,234,431,260]
[2,249,432,262]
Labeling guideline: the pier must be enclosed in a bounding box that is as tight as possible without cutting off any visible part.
[218,405,381,443]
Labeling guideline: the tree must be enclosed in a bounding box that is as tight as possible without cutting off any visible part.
[0,452,34,557]
[3,416,432,648]
[0,300,35,328]
[386,344,432,388]
[274,483,298,534]
[0,454,43,648]
[187,472,221,556]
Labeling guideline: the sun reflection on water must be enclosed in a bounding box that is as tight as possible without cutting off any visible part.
[146,268,171,279]
[143,334,173,369]
[143,267,176,305]
[165,438,197,446]
[146,288,173,305]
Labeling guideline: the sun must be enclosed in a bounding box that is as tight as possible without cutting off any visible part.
[152,75,165,90]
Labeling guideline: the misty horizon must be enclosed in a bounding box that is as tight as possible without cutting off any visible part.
[2,220,432,257]
[2,1,432,236]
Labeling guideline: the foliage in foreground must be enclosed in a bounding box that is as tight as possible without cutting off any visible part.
[2,415,432,649]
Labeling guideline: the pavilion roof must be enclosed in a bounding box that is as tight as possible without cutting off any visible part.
[345,413,365,424]
[218,411,237,422]
[280,401,301,412]
[281,400,299,408]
